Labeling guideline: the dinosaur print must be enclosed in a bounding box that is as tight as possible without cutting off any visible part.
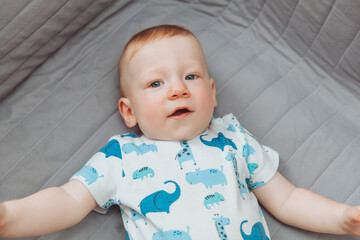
[74,165,104,185]
[152,227,191,240]
[185,166,227,189]
[99,139,122,159]
[226,124,236,132]
[132,167,154,180]
[240,220,270,240]
[122,142,158,155]
[139,180,181,216]
[204,192,225,209]
[213,215,230,240]
[175,140,196,169]
[242,143,255,163]
[200,132,237,151]
[245,178,265,193]
[247,163,258,175]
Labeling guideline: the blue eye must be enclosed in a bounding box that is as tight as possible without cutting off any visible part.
[150,81,163,88]
[185,74,197,80]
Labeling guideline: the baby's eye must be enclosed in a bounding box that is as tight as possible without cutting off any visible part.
[185,74,198,80]
[150,81,163,88]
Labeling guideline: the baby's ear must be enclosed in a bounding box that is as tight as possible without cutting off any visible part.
[210,78,218,107]
[118,98,137,127]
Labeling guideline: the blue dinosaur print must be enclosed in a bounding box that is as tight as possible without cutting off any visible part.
[213,215,230,240]
[245,178,265,193]
[139,180,181,216]
[175,140,196,169]
[121,133,139,138]
[133,167,154,180]
[240,220,270,240]
[131,208,147,225]
[152,226,191,240]
[242,143,255,163]
[248,163,258,175]
[226,124,236,132]
[200,132,237,151]
[74,165,104,185]
[122,142,158,155]
[99,139,122,159]
[185,166,227,189]
[204,192,224,209]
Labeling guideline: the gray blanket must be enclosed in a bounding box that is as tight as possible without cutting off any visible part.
[0,0,359,239]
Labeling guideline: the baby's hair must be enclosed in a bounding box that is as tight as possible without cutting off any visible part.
[118,25,197,96]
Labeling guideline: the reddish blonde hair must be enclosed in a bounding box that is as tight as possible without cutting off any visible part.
[118,25,197,95]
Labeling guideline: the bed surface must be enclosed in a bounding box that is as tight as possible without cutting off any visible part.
[0,0,359,239]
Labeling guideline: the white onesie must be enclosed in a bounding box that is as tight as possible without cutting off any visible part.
[71,113,279,240]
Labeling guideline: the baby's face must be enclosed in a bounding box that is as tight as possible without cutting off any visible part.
[119,35,217,141]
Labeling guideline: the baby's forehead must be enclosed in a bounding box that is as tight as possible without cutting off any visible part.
[126,35,200,63]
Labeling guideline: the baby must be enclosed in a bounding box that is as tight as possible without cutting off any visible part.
[0,25,359,239]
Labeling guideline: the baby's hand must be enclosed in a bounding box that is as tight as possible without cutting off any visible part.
[342,206,360,236]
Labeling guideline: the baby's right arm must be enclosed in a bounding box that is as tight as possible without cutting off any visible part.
[0,180,96,238]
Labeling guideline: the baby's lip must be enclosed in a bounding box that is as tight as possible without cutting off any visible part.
[168,107,193,118]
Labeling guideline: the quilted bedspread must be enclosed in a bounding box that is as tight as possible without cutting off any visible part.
[0,0,359,239]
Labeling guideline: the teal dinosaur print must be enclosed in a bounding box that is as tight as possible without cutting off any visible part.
[139,180,181,216]
[185,166,227,189]
[245,178,265,193]
[74,165,104,185]
[200,132,237,151]
[213,215,230,240]
[247,163,258,175]
[227,124,236,132]
[240,220,270,240]
[204,192,224,209]
[99,139,122,159]
[132,167,154,180]
[152,226,191,240]
[122,142,158,155]
[242,143,255,162]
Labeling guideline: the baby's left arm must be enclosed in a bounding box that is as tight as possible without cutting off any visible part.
[253,171,360,236]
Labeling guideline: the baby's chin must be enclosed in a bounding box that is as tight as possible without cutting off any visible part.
[143,126,209,142]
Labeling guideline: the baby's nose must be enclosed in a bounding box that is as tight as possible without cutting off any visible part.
[168,81,190,99]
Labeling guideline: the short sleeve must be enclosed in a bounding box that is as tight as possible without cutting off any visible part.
[228,115,279,189]
[70,136,123,213]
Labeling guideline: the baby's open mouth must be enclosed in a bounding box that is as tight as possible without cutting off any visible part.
[169,108,192,118]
